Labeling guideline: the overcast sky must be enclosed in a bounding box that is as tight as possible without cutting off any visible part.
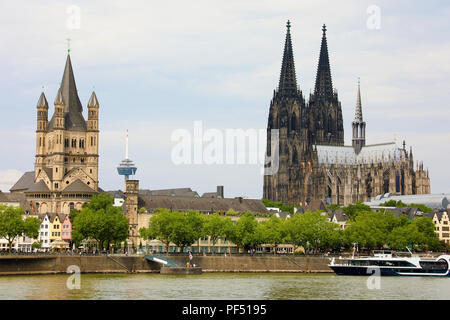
[0,0,449,199]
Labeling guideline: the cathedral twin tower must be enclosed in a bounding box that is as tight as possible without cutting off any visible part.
[263,21,430,206]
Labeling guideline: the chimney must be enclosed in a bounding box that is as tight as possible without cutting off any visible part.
[217,185,224,198]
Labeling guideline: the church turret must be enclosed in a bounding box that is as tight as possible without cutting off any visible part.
[276,20,300,99]
[308,24,344,146]
[352,78,366,154]
[35,92,49,172]
[314,25,333,100]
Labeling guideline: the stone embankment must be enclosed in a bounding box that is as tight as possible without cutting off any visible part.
[0,255,333,275]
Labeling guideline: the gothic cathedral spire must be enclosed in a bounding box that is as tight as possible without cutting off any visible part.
[314,24,333,100]
[277,20,299,98]
[352,78,366,154]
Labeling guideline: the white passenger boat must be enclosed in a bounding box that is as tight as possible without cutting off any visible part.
[329,250,450,277]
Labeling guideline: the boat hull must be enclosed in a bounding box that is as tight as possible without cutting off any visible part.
[330,265,450,277]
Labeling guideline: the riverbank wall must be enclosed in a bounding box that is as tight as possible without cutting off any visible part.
[0,255,333,275]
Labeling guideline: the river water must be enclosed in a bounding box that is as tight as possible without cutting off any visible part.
[0,273,449,300]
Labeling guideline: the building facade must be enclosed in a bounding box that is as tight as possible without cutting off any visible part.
[264,22,430,206]
[10,54,99,215]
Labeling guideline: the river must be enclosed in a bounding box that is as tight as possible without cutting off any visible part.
[1,273,450,299]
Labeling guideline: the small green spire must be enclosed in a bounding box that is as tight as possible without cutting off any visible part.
[66,38,71,54]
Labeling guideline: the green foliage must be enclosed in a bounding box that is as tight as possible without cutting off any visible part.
[0,205,41,253]
[32,241,42,249]
[284,211,343,252]
[344,211,440,250]
[327,204,341,211]
[72,194,129,249]
[380,200,433,213]
[203,213,233,250]
[228,212,260,251]
[171,211,205,252]
[69,209,80,223]
[138,207,147,214]
[259,215,286,252]
[262,199,294,214]
[342,201,372,220]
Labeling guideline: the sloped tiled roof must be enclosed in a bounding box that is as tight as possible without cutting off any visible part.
[331,209,348,223]
[10,171,35,192]
[138,195,268,214]
[63,179,96,193]
[307,200,327,212]
[43,168,53,181]
[26,180,50,193]
[47,55,87,132]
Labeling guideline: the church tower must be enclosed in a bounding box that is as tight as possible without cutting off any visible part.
[352,79,366,154]
[308,25,344,146]
[264,21,307,204]
[27,53,99,215]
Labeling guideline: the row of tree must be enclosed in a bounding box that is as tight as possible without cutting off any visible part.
[0,205,41,253]
[0,195,442,255]
[139,204,442,253]
[70,194,129,250]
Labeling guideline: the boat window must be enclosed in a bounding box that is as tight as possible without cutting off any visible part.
[419,259,448,270]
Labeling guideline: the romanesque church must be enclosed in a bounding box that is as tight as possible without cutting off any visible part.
[10,54,100,214]
[263,21,430,206]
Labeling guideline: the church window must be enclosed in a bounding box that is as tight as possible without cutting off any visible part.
[64,138,69,148]
[90,169,92,174]
[55,183,58,189]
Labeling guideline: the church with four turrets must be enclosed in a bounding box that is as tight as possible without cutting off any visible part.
[10,54,100,215]
[264,22,430,206]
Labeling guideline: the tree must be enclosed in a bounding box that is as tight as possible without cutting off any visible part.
[327,204,341,211]
[140,209,180,254]
[262,199,294,214]
[171,211,204,253]
[203,213,233,254]
[228,212,258,252]
[342,202,371,220]
[380,200,433,214]
[72,194,129,250]
[0,205,41,254]
[259,216,286,254]
[344,211,388,250]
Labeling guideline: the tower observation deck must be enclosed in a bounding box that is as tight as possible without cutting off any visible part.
[117,129,137,181]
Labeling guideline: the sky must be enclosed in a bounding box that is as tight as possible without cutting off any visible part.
[0,0,449,199]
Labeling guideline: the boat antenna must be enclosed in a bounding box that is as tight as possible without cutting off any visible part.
[406,246,413,255]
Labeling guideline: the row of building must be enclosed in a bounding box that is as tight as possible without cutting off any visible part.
[1,184,450,252]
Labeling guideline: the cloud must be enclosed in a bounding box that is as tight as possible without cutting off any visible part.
[0,169,24,192]
[0,0,449,197]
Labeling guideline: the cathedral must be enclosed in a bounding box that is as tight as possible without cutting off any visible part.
[263,21,430,206]
[10,54,100,214]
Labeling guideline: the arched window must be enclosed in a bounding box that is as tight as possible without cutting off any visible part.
[291,115,296,131]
